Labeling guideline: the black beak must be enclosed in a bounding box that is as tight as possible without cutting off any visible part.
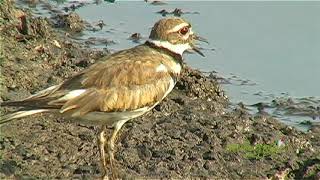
[191,44,205,57]
[191,34,208,57]
[194,35,209,44]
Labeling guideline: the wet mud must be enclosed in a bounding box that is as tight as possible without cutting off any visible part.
[0,1,319,179]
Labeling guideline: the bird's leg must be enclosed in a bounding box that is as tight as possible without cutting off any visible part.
[107,120,127,179]
[98,125,108,179]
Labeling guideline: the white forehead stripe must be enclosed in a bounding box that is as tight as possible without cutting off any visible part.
[167,22,189,33]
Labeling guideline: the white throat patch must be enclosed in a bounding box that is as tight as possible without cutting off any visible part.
[148,40,191,56]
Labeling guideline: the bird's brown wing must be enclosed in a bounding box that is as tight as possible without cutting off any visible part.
[11,47,176,117]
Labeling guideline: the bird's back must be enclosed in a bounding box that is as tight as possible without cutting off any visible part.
[1,43,182,125]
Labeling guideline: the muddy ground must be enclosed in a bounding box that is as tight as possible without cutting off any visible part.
[0,1,319,179]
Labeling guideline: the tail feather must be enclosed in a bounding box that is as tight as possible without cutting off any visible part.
[0,84,62,109]
[1,99,61,109]
[0,109,50,124]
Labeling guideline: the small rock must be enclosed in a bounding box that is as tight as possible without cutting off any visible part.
[0,160,18,176]
[203,161,215,171]
[202,151,215,160]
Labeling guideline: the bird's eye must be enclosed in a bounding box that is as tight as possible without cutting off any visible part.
[179,27,189,35]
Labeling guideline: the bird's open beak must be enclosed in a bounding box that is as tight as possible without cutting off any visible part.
[194,35,209,44]
[191,44,205,57]
[191,34,208,57]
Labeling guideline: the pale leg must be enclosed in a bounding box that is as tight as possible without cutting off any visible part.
[107,120,127,179]
[98,125,108,179]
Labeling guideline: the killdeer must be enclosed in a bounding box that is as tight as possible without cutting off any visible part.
[1,17,206,178]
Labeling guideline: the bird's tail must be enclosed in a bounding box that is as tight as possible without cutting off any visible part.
[0,109,50,124]
[0,84,63,125]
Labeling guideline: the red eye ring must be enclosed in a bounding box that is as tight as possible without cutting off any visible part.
[179,27,189,35]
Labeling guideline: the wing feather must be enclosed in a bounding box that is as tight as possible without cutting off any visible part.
[3,45,178,117]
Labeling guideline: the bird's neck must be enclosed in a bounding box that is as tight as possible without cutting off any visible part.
[145,40,184,66]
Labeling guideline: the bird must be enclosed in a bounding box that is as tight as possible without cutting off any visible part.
[0,17,206,179]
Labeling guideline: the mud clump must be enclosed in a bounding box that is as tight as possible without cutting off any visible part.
[1,1,320,179]
[51,12,85,33]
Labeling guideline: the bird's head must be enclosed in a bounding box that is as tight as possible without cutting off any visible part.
[148,17,206,57]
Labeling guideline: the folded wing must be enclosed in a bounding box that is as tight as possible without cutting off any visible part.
[2,48,175,119]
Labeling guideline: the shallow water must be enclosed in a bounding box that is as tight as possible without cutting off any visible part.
[19,1,320,130]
